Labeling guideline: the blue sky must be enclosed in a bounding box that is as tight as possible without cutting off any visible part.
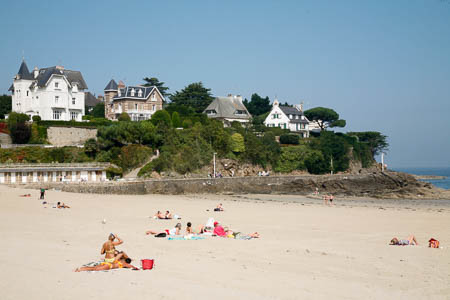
[1,0,449,168]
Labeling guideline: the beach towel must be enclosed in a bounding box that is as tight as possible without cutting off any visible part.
[168,236,205,240]
[205,217,215,230]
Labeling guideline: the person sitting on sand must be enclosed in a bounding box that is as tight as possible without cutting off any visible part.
[57,202,70,209]
[390,235,419,246]
[75,257,139,272]
[146,223,182,236]
[214,203,224,212]
[154,211,166,219]
[101,233,123,263]
[213,221,227,237]
[186,222,194,234]
[165,211,173,219]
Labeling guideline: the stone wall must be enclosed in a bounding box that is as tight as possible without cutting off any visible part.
[47,127,97,146]
[12,172,448,199]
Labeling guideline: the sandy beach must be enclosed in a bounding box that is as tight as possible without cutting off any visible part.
[1,185,449,300]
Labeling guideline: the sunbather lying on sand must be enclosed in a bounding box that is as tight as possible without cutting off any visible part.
[74,258,139,272]
[19,194,31,197]
[146,223,182,236]
[213,222,260,239]
[214,203,224,211]
[154,210,172,219]
[390,235,418,246]
[57,202,70,208]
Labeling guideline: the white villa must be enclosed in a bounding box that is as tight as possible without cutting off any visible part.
[264,100,310,138]
[9,60,87,121]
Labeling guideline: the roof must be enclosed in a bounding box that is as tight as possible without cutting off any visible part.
[203,96,252,120]
[17,61,33,80]
[8,84,14,92]
[84,92,100,107]
[104,79,118,91]
[113,86,163,101]
[279,106,309,124]
[31,66,88,89]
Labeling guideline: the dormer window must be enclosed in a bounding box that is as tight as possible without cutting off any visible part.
[289,114,293,119]
[118,90,121,96]
[295,115,299,119]
[235,110,247,115]
[130,88,135,97]
[206,110,217,115]
[138,89,143,97]
[55,82,59,89]
[151,93,156,101]
[301,115,305,120]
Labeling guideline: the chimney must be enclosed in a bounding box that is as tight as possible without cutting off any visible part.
[56,65,64,70]
[118,81,125,89]
[33,67,39,79]
[227,93,233,97]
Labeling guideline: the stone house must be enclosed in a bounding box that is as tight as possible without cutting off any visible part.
[204,94,252,126]
[104,79,165,121]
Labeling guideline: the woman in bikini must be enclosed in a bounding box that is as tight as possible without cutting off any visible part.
[101,233,123,263]
[74,257,139,272]
[390,235,418,246]
[145,223,182,236]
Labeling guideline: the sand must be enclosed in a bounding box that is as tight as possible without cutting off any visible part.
[0,185,449,300]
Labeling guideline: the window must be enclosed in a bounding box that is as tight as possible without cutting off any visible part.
[70,112,78,120]
[53,110,62,120]
[26,91,29,96]
[55,82,59,89]
[235,110,247,115]
[289,114,292,119]
[295,115,299,119]
[138,89,143,97]
[206,109,216,115]
[72,98,76,105]
[135,103,138,110]
[152,104,156,111]
[55,96,59,103]
[130,88,135,97]
[151,93,156,101]
[36,96,39,99]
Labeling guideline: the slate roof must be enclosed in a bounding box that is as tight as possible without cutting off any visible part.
[203,96,251,120]
[27,66,88,90]
[8,84,14,92]
[17,61,33,80]
[85,92,100,107]
[113,86,162,100]
[104,79,118,91]
[279,106,309,124]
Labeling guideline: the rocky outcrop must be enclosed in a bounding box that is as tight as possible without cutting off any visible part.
[13,171,449,199]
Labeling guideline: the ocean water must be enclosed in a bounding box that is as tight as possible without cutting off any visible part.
[393,167,450,190]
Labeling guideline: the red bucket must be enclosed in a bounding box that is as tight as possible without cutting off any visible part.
[141,259,154,270]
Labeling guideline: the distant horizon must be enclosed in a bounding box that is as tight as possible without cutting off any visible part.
[1,0,449,168]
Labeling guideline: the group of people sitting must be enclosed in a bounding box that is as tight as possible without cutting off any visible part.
[153,210,181,220]
[145,219,259,240]
[75,234,139,272]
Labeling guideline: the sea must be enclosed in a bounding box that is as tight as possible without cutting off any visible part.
[393,167,450,190]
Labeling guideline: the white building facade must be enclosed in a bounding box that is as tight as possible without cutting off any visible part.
[9,61,87,121]
[264,100,310,138]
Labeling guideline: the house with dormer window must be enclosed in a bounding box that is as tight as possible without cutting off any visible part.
[203,94,251,126]
[103,79,165,121]
[264,99,310,138]
[9,60,87,121]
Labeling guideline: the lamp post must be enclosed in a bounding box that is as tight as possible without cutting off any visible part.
[213,152,217,178]
[381,152,385,172]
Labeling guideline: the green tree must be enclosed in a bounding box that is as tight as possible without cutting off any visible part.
[84,138,99,158]
[90,102,105,118]
[347,131,389,156]
[171,111,182,128]
[0,95,12,119]
[304,107,346,130]
[242,93,271,116]
[118,112,131,122]
[170,82,214,113]
[7,112,31,144]
[142,77,170,97]
[231,133,245,153]
[151,110,172,127]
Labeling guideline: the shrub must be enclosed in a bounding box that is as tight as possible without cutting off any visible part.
[118,145,153,173]
[32,115,41,122]
[280,134,300,145]
[231,133,245,153]
[118,112,131,122]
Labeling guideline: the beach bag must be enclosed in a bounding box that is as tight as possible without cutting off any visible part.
[429,238,440,248]
[141,259,154,270]
[155,232,166,238]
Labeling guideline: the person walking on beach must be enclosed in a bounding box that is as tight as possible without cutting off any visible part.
[40,188,46,200]
[101,233,123,263]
